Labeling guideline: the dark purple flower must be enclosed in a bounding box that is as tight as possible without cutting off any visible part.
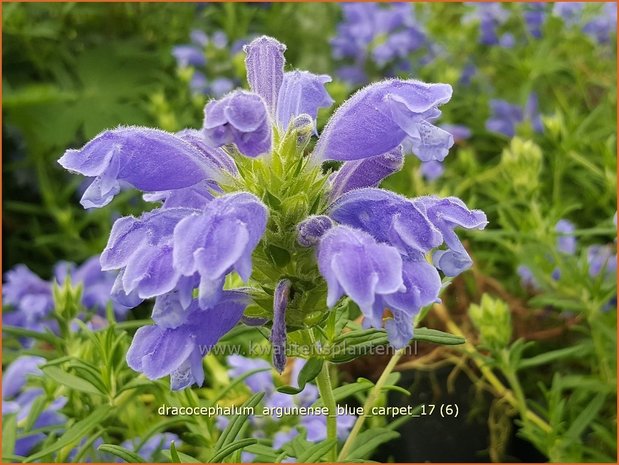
[297,215,334,247]
[314,80,453,162]
[329,147,404,200]
[127,291,248,390]
[203,91,272,158]
[58,127,219,208]
[172,193,268,308]
[271,279,291,373]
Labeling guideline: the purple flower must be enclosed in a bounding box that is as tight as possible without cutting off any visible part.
[583,3,617,44]
[332,3,426,83]
[121,433,181,461]
[244,36,286,114]
[417,196,488,276]
[420,160,444,181]
[58,127,220,208]
[273,429,299,450]
[329,147,404,200]
[524,3,547,39]
[553,3,584,26]
[172,193,268,308]
[301,412,356,442]
[101,208,195,302]
[2,266,54,331]
[441,124,472,143]
[127,291,248,390]
[271,279,291,373]
[486,94,543,137]
[276,71,334,130]
[464,2,510,45]
[227,355,273,393]
[314,80,453,162]
[2,357,67,457]
[317,225,405,316]
[329,189,443,259]
[555,219,576,255]
[172,45,205,68]
[203,91,272,158]
[588,245,617,278]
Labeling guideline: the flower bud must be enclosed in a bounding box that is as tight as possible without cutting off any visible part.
[469,294,512,350]
[297,215,334,247]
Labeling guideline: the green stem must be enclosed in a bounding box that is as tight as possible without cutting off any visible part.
[337,348,406,461]
[315,361,338,462]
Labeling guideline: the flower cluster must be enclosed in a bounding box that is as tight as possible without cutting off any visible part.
[331,3,427,85]
[59,35,486,390]
[172,29,247,97]
[553,2,617,44]
[3,256,129,337]
[220,356,355,462]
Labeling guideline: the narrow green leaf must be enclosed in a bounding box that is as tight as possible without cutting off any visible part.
[210,438,257,463]
[23,395,47,432]
[312,378,374,407]
[242,443,278,461]
[413,328,465,345]
[348,428,400,460]
[41,366,104,396]
[215,392,264,450]
[296,439,337,462]
[97,444,146,463]
[2,325,61,346]
[519,344,592,369]
[2,414,17,457]
[565,393,607,440]
[169,441,181,463]
[161,450,201,463]
[25,405,110,462]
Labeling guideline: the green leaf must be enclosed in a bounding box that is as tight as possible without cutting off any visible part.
[25,405,111,462]
[347,428,400,460]
[330,329,389,363]
[413,328,465,345]
[2,325,61,346]
[97,444,146,463]
[565,393,607,440]
[2,414,17,457]
[242,443,278,462]
[41,366,104,396]
[160,450,201,463]
[296,439,337,462]
[210,438,257,463]
[169,441,181,463]
[266,244,291,267]
[215,392,264,451]
[519,344,592,369]
[277,358,323,394]
[312,378,374,407]
[23,395,47,432]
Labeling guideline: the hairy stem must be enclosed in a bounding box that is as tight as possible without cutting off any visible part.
[338,347,406,461]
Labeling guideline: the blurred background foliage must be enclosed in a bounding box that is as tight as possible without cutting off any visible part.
[3,2,617,463]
